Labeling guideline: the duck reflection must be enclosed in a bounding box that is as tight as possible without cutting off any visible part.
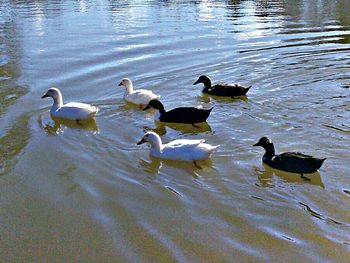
[40,116,99,135]
[120,102,145,111]
[198,93,248,104]
[144,121,212,136]
[257,164,324,188]
[139,156,214,177]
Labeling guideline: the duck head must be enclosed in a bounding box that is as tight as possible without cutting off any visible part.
[137,131,162,149]
[193,75,212,89]
[143,99,165,113]
[41,87,63,107]
[253,137,276,157]
[118,78,133,93]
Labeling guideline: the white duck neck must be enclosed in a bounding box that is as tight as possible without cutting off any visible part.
[123,82,134,97]
[150,135,163,152]
[53,91,63,109]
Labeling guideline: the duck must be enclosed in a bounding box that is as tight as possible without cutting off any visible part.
[41,87,99,122]
[118,78,160,106]
[193,75,251,97]
[143,99,213,126]
[137,131,219,166]
[253,137,326,180]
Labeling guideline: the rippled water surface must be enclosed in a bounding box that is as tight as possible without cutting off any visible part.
[1,0,350,261]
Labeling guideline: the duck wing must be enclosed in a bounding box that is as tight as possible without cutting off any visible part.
[127,89,160,105]
[55,102,99,120]
[161,107,212,123]
[272,152,325,174]
[166,139,205,148]
[207,83,251,96]
[133,89,159,98]
[161,139,209,161]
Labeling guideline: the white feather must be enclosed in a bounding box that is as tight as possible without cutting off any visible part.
[43,88,99,121]
[139,132,219,161]
[125,89,160,105]
[119,78,160,106]
[51,102,99,120]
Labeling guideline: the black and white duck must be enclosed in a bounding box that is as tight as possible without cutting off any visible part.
[193,75,251,97]
[253,137,326,180]
[143,99,213,126]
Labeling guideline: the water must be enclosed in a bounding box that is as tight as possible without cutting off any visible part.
[1,0,350,261]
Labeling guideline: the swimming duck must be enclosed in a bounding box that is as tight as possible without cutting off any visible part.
[193,75,251,97]
[137,131,219,166]
[41,88,99,121]
[118,78,160,106]
[253,137,326,179]
[143,99,213,126]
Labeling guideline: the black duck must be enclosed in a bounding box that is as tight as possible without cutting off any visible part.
[193,75,251,97]
[143,99,212,126]
[253,137,326,180]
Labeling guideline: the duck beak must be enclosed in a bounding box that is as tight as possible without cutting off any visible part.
[118,82,123,86]
[143,104,151,111]
[253,142,260,147]
[41,93,48,99]
[193,80,199,85]
[137,137,146,145]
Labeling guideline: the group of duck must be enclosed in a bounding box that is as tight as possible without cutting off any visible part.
[41,75,326,179]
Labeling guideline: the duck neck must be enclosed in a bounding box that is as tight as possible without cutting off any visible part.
[155,108,166,121]
[202,78,212,92]
[123,83,134,97]
[53,93,63,109]
[154,103,166,119]
[262,144,276,163]
[158,107,166,117]
[150,136,162,152]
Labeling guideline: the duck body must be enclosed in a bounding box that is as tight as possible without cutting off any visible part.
[119,78,160,106]
[253,137,326,176]
[50,102,98,120]
[124,89,160,105]
[264,152,325,174]
[157,107,213,123]
[137,131,219,162]
[143,99,212,124]
[42,88,99,121]
[193,75,251,97]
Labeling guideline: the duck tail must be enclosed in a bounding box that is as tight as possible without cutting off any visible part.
[247,85,252,90]
[316,158,326,170]
[90,106,99,117]
[210,144,220,152]
[209,107,214,112]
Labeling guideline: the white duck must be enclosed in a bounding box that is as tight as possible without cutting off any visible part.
[41,87,99,121]
[118,78,160,106]
[137,131,219,165]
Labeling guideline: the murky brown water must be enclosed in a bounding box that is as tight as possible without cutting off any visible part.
[1,0,350,261]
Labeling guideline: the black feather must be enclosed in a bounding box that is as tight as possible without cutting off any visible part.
[143,100,212,124]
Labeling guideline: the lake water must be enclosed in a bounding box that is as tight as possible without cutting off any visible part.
[1,0,350,261]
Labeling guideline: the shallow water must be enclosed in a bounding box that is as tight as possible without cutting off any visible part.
[1,0,350,261]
